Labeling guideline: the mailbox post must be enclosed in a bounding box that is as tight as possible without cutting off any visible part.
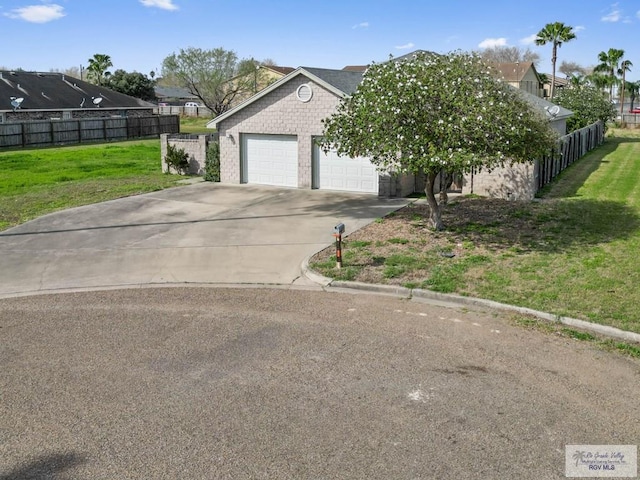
[333,223,345,269]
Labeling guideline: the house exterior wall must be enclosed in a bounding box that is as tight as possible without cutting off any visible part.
[218,75,338,188]
[462,163,537,201]
[217,75,410,197]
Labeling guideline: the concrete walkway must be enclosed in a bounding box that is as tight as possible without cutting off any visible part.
[0,183,408,297]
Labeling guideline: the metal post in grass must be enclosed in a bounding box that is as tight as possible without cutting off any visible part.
[333,223,345,269]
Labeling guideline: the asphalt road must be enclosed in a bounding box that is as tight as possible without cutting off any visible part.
[1,287,638,479]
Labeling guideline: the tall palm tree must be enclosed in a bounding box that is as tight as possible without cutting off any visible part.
[86,53,113,86]
[618,59,632,115]
[626,80,640,111]
[594,48,625,102]
[535,22,577,99]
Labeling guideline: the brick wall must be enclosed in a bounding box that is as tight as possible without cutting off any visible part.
[161,134,211,175]
[463,163,536,200]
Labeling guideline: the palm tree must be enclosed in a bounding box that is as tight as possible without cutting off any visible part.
[594,48,625,102]
[618,59,632,115]
[86,53,113,86]
[626,80,640,111]
[535,22,577,99]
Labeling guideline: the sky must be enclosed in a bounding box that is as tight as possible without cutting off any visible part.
[2,0,640,81]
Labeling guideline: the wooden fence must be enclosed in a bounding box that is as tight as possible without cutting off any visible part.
[0,115,180,148]
[536,121,605,191]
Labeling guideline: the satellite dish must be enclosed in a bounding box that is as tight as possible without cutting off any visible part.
[10,97,24,110]
[92,96,103,107]
[546,105,560,118]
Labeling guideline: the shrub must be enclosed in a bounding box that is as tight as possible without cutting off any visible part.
[204,141,220,182]
[554,85,616,133]
[164,144,190,174]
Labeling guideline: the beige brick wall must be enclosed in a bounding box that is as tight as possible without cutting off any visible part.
[218,75,340,188]
[462,162,536,200]
[161,134,208,175]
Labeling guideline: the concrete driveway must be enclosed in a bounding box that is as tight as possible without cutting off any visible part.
[0,183,408,296]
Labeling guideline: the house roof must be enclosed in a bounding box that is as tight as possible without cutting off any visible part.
[0,70,155,111]
[516,87,573,120]
[208,52,569,130]
[208,66,364,128]
[265,66,295,75]
[155,85,198,100]
[491,62,540,82]
[342,65,368,72]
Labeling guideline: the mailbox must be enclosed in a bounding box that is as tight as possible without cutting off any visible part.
[334,223,345,235]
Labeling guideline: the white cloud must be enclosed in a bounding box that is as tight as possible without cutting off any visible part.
[4,3,65,23]
[140,0,179,11]
[602,3,621,22]
[395,42,415,50]
[352,21,369,29]
[574,25,586,32]
[478,37,508,49]
[519,34,537,45]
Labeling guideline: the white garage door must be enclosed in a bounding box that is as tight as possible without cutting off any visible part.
[314,145,379,194]
[243,134,298,187]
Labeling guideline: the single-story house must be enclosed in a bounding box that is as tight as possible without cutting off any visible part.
[207,66,416,197]
[0,70,155,123]
[207,54,572,200]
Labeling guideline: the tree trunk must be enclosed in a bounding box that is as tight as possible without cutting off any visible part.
[425,172,444,231]
[550,43,557,99]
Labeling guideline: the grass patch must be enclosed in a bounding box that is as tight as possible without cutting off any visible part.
[179,116,214,134]
[309,129,640,334]
[0,139,185,230]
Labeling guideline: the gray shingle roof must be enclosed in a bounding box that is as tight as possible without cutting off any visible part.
[301,67,364,95]
[0,71,154,111]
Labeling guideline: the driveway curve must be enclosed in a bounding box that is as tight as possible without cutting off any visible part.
[0,183,408,296]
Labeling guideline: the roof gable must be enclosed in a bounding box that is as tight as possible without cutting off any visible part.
[208,67,363,128]
[0,71,154,111]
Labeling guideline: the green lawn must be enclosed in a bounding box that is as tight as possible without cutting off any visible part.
[0,139,184,230]
[474,130,640,332]
[311,129,640,334]
[179,116,215,134]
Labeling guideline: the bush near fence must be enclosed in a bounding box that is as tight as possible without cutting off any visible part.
[161,133,219,176]
[0,115,180,148]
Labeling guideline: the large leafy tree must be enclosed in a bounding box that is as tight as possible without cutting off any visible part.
[554,84,616,132]
[535,22,577,99]
[86,53,113,86]
[477,45,540,65]
[594,48,625,102]
[161,47,263,116]
[107,69,156,101]
[321,51,556,230]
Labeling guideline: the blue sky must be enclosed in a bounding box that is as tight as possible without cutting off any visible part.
[2,0,640,81]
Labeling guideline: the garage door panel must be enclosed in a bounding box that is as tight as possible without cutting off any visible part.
[315,145,379,193]
[244,134,298,187]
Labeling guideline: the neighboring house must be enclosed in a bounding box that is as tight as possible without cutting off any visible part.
[207,66,416,197]
[154,85,198,105]
[0,70,155,123]
[461,89,573,200]
[491,62,543,97]
[226,65,295,108]
[540,74,569,99]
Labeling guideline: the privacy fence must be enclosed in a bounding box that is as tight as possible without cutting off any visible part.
[536,121,605,191]
[0,115,180,148]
